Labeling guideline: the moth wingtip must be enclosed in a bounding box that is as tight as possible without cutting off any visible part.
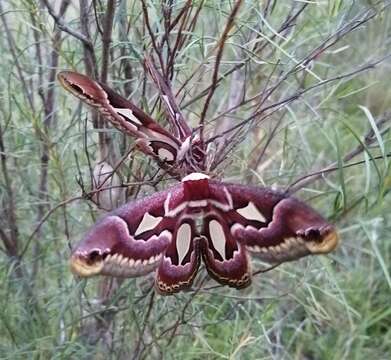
[69,254,104,277]
[307,228,339,254]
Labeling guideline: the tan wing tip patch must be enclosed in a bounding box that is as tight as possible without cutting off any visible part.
[70,252,163,278]
[70,255,103,277]
[306,229,339,254]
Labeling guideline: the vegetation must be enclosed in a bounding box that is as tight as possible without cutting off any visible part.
[0,0,390,358]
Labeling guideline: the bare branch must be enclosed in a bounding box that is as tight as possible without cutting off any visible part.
[141,0,165,72]
[100,0,116,83]
[41,0,94,50]
[198,0,243,128]
[0,1,35,110]
[0,121,18,257]
[287,113,391,193]
[145,56,191,140]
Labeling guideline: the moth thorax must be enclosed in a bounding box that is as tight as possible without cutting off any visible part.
[182,172,210,200]
[182,172,210,182]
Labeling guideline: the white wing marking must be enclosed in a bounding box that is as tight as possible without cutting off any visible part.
[176,223,192,265]
[115,108,142,125]
[209,219,226,260]
[236,202,266,223]
[157,148,175,162]
[135,212,163,236]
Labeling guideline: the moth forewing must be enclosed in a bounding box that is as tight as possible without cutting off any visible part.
[58,71,181,164]
[70,185,181,278]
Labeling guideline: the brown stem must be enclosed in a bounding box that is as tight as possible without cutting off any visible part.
[207,54,390,146]
[178,3,307,108]
[132,291,156,359]
[0,2,35,111]
[144,56,191,139]
[79,0,106,161]
[79,0,98,77]
[0,122,18,257]
[99,0,117,166]
[31,0,71,281]
[42,0,94,49]
[141,0,165,72]
[100,0,116,83]
[199,0,243,129]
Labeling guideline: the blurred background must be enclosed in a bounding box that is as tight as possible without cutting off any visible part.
[0,0,390,358]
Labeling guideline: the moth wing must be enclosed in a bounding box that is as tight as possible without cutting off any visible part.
[201,211,251,289]
[58,71,180,164]
[70,184,181,278]
[208,181,338,264]
[155,216,201,294]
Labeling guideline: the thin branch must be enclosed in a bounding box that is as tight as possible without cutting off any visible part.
[287,114,391,194]
[199,0,243,128]
[288,153,391,195]
[144,56,191,140]
[41,0,94,50]
[0,1,35,110]
[207,54,391,145]
[141,0,165,72]
[0,111,18,257]
[31,0,71,281]
[179,3,308,109]
[100,0,116,83]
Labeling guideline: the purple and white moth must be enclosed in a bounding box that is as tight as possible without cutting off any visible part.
[70,173,338,294]
[59,71,338,295]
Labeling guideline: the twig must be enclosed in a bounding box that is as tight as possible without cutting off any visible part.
[287,114,391,194]
[144,56,191,140]
[31,0,71,281]
[132,291,156,359]
[41,0,93,50]
[100,0,116,83]
[179,3,308,109]
[79,0,98,78]
[0,1,35,110]
[288,153,391,194]
[141,0,165,72]
[207,54,391,146]
[199,0,243,129]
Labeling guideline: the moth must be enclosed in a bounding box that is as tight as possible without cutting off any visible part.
[59,71,338,295]
[70,172,338,294]
[57,71,201,170]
